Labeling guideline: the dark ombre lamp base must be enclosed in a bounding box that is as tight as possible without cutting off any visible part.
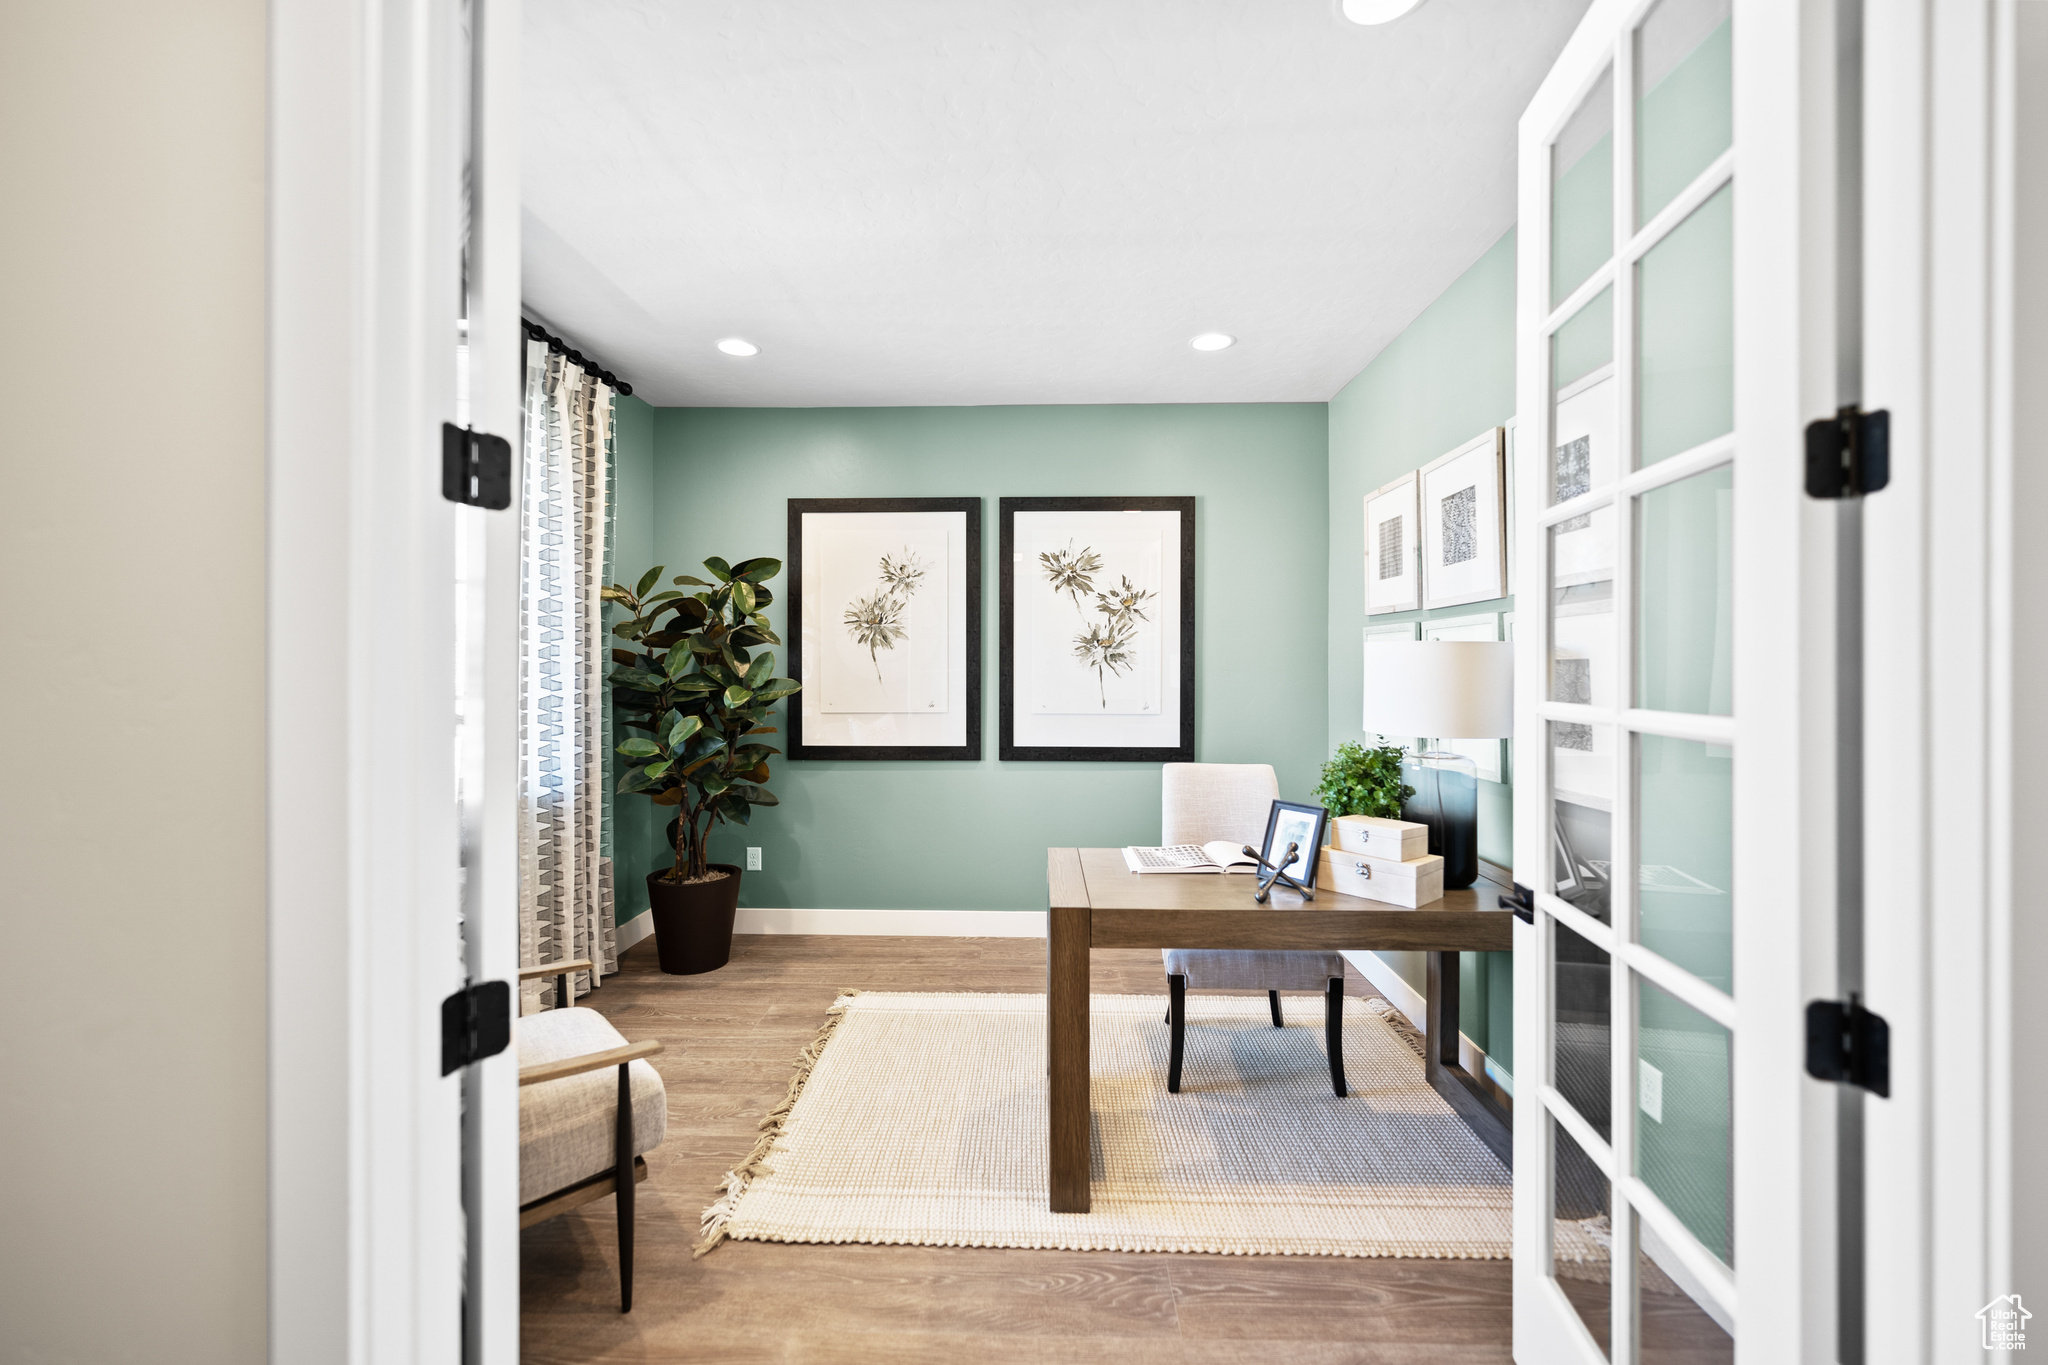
[1402,750,1480,890]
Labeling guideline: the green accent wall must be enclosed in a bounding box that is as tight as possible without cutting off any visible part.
[614,403,1329,919]
[610,393,659,926]
[1323,228,1519,1074]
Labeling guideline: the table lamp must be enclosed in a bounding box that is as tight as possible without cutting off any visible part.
[1361,640,1515,889]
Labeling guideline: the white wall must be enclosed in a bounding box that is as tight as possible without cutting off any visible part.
[0,2,268,1361]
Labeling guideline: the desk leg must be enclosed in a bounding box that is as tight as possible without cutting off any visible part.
[1425,950,1514,1168]
[1047,903,1091,1212]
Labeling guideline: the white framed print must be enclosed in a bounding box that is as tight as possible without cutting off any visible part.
[999,496,1194,762]
[1363,472,1420,615]
[1419,427,1508,610]
[787,498,981,760]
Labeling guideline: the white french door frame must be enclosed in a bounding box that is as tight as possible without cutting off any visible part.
[1860,1,2031,1359]
[462,0,525,1359]
[1512,0,1849,1358]
[269,0,522,1360]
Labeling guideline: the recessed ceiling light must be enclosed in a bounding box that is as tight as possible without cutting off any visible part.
[716,338,760,357]
[1342,0,1425,23]
[1190,333,1235,352]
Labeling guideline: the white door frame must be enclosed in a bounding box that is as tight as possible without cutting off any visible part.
[463,0,525,1357]
[268,0,520,1359]
[1861,0,2028,1358]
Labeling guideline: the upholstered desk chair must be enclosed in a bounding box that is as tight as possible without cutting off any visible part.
[516,960,668,1312]
[1159,763,1349,1097]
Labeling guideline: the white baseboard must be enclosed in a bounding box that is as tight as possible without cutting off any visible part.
[1342,949,1513,1096]
[739,908,1048,937]
[614,907,1048,942]
[616,911,655,952]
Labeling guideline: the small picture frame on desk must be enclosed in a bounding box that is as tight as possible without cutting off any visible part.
[1261,800,1329,891]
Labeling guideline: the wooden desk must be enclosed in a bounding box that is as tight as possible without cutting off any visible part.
[1045,846,1516,1213]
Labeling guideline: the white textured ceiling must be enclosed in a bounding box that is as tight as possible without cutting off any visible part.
[521,1,1590,407]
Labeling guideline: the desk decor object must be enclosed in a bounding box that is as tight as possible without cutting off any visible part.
[999,496,1194,761]
[786,498,981,760]
[1257,799,1328,895]
[1419,427,1507,610]
[1361,639,1514,890]
[1318,846,1446,908]
[1363,471,1420,615]
[1333,813,1430,861]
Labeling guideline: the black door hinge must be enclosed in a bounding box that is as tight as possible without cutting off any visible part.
[441,979,511,1075]
[441,422,513,509]
[1500,882,1536,925]
[1805,994,1890,1097]
[1804,405,1890,499]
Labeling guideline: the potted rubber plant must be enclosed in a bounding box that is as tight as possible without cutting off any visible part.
[604,557,800,974]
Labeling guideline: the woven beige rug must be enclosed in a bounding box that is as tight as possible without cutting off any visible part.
[698,991,1606,1261]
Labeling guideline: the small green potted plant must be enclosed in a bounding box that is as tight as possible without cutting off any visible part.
[604,557,801,975]
[1312,739,1415,823]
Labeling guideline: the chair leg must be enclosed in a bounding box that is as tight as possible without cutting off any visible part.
[1325,977,1349,1097]
[616,1062,635,1312]
[1167,974,1187,1093]
[1268,990,1284,1027]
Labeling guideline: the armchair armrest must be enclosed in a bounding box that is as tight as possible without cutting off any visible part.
[519,1038,664,1088]
[518,959,593,982]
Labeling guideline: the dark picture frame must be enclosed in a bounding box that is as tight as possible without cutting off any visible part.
[1260,800,1329,891]
[786,497,982,761]
[999,495,1195,762]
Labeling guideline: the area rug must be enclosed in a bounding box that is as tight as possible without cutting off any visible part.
[697,990,1608,1262]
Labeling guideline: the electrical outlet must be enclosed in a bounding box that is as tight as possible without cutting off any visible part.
[1639,1059,1664,1123]
[746,847,762,871]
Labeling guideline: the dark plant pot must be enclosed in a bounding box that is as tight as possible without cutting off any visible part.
[646,865,742,975]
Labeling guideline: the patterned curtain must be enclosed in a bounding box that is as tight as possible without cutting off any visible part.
[518,339,618,1011]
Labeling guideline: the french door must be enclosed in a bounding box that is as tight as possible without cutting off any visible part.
[1511,0,1848,1360]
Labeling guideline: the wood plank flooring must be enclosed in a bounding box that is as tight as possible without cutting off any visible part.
[520,933,1515,1364]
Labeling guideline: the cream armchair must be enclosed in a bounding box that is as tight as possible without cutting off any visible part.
[1158,764,1349,1097]
[516,960,667,1313]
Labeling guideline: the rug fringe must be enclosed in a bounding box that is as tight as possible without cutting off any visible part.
[694,989,863,1258]
[1363,996,1426,1059]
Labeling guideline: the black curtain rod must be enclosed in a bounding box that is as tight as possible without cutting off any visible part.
[520,318,633,396]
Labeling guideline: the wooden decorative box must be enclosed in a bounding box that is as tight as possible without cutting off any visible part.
[1331,814,1430,863]
[1318,846,1445,909]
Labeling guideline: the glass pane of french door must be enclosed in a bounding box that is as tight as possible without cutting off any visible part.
[1517,1,1737,1360]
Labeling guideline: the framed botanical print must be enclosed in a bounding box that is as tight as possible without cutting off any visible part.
[786,497,981,760]
[999,496,1194,762]
[1419,427,1508,610]
[1363,472,1420,615]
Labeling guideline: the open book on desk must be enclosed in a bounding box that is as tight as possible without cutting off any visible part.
[1121,843,1261,874]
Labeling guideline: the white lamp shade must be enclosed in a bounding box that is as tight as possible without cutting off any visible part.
[1362,640,1514,739]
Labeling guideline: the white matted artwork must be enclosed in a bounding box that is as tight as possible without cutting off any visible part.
[788,498,980,760]
[1420,427,1508,610]
[1000,497,1194,762]
[1362,620,1421,749]
[1363,472,1420,615]
[1421,612,1503,783]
